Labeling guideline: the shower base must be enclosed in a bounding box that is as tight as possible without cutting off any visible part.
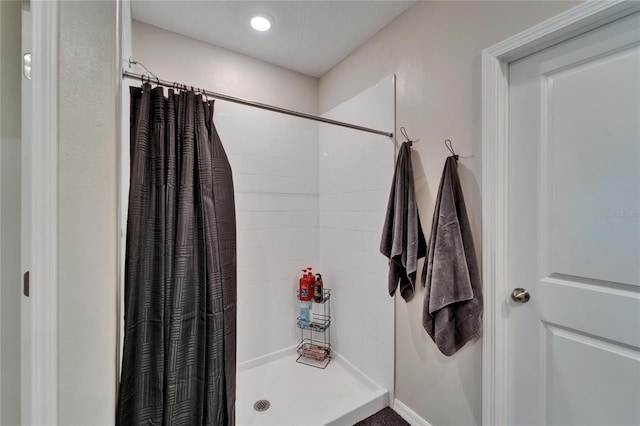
[236,346,388,425]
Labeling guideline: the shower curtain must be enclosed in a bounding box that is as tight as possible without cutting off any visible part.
[118,84,237,425]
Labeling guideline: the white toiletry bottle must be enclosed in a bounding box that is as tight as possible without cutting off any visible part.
[300,301,311,327]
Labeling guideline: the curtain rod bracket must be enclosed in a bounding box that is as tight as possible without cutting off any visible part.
[128,57,158,81]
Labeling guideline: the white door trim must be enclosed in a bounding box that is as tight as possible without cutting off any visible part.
[481,1,640,425]
[0,8,3,417]
[29,0,59,424]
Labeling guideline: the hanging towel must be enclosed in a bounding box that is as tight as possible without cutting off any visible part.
[422,156,482,356]
[380,142,427,301]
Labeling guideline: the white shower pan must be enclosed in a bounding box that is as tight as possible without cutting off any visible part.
[236,347,389,425]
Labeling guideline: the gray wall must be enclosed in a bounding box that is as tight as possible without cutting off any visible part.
[0,1,22,424]
[132,20,318,114]
[319,2,579,425]
[59,1,117,424]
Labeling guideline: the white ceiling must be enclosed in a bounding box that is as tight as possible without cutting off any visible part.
[131,1,416,77]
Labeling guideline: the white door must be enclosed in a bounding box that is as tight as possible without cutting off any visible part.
[508,12,640,426]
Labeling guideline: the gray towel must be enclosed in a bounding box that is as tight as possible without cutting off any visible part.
[380,142,427,301]
[422,156,482,356]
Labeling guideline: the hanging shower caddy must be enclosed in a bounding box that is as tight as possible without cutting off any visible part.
[296,287,331,369]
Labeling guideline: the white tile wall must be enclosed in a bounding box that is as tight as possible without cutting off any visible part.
[215,103,319,362]
[319,76,396,392]
[215,76,395,386]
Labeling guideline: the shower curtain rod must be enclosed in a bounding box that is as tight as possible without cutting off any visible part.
[122,70,394,138]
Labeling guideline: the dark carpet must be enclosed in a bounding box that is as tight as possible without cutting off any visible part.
[354,407,410,426]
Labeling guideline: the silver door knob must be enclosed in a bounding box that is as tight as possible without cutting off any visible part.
[511,288,530,303]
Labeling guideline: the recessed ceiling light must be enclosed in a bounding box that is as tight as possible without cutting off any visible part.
[250,15,271,32]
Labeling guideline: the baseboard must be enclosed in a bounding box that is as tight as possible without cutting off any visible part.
[393,399,433,426]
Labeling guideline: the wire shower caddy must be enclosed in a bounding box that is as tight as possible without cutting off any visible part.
[296,288,331,369]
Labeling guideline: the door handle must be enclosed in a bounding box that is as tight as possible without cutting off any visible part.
[511,288,530,303]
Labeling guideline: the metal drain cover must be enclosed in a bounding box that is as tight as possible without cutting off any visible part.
[253,400,270,412]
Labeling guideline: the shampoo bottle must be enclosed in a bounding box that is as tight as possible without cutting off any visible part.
[299,269,312,301]
[314,273,323,303]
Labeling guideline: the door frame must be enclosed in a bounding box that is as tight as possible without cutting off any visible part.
[28,0,59,424]
[481,1,640,425]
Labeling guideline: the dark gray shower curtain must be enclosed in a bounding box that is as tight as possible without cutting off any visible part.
[118,84,237,425]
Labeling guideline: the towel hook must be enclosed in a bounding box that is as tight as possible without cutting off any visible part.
[444,139,459,160]
[400,127,419,146]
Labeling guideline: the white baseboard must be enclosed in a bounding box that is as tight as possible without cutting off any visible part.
[393,399,433,426]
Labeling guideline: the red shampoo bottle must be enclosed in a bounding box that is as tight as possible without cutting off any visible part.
[299,269,312,301]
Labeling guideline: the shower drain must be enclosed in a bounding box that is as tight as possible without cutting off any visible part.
[253,400,271,412]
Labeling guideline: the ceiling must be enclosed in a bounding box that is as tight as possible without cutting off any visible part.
[131,1,416,77]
